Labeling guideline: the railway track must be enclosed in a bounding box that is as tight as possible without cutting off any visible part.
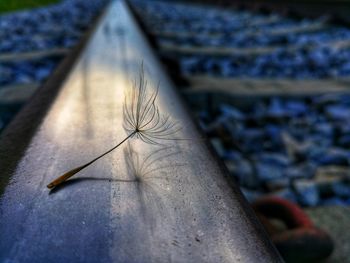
[0,0,282,262]
[2,0,349,261]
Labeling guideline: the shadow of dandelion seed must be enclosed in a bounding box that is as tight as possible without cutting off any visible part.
[47,65,181,189]
[124,143,184,184]
[123,143,186,227]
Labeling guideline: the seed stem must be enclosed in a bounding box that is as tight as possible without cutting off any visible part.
[47,131,136,189]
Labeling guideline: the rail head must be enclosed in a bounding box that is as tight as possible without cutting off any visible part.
[0,0,282,262]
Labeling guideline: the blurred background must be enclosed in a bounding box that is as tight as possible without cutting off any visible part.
[1,0,350,262]
[0,0,108,131]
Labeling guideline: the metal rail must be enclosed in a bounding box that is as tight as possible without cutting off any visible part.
[0,0,282,262]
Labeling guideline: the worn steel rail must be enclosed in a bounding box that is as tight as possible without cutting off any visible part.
[0,0,282,262]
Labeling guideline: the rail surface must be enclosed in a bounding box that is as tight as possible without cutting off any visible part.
[0,0,282,262]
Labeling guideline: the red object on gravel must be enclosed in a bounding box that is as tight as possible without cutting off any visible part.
[253,196,334,263]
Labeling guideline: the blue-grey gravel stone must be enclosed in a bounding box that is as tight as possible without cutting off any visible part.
[132,0,350,78]
[195,95,350,206]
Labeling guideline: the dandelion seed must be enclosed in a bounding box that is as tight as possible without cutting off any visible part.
[47,65,180,189]
[123,66,181,145]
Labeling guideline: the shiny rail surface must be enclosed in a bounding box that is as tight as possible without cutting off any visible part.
[0,0,282,262]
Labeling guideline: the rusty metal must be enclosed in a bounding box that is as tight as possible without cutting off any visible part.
[0,0,282,262]
[253,197,334,262]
